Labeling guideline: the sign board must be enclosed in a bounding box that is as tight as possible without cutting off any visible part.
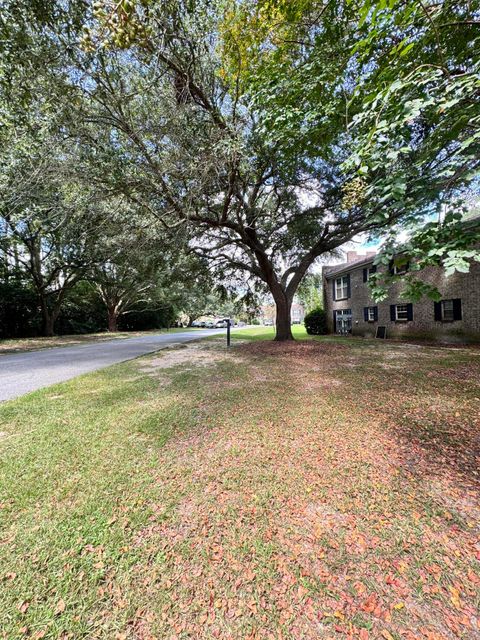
[375,325,387,339]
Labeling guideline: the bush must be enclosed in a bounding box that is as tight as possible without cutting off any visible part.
[0,281,41,338]
[304,307,328,335]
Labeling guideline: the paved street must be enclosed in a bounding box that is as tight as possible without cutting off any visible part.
[0,329,227,402]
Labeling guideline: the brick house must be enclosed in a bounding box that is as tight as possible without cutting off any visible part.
[322,249,480,343]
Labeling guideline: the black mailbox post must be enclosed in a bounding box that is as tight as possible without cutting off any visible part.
[227,318,231,347]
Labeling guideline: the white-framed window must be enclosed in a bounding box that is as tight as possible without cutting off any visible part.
[441,299,454,321]
[335,276,349,300]
[395,304,409,321]
[368,307,376,321]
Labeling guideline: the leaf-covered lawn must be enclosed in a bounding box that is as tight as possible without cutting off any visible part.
[1,335,479,639]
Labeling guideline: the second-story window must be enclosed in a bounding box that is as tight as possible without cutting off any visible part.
[335,275,349,300]
[390,259,410,275]
[363,265,377,282]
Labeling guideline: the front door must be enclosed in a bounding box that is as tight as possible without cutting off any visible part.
[335,309,352,334]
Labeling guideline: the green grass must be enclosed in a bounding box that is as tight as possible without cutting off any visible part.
[225,324,308,342]
[1,331,479,639]
[0,364,183,637]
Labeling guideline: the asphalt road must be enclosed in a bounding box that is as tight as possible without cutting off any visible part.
[0,329,227,402]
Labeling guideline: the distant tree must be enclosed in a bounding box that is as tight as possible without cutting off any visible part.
[0,131,106,335]
[170,273,222,327]
[94,261,154,333]
[90,219,169,332]
[297,274,323,313]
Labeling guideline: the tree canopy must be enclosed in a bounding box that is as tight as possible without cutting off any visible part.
[1,0,478,339]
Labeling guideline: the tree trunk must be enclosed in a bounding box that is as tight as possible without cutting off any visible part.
[39,297,56,337]
[273,292,294,341]
[42,312,55,337]
[107,308,119,332]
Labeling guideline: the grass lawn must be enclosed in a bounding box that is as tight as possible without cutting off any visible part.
[1,330,479,639]
[0,328,205,356]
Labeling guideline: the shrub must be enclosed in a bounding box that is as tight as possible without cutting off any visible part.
[56,281,106,335]
[304,307,328,335]
[0,281,40,338]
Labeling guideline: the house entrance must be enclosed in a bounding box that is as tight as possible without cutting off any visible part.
[335,309,352,334]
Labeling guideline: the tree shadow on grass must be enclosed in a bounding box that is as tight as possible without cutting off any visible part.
[393,410,480,493]
[347,351,480,494]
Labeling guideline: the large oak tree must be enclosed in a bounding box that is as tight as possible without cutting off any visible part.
[69,1,395,339]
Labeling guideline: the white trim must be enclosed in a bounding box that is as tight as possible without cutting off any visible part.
[395,304,408,321]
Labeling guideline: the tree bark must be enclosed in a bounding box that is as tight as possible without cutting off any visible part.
[39,286,71,337]
[272,291,294,341]
[39,296,56,337]
[107,308,119,332]
[43,313,55,337]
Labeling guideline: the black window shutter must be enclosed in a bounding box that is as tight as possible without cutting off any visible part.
[388,260,394,275]
[363,307,368,321]
[407,303,413,321]
[333,310,337,329]
[374,306,378,322]
[332,279,336,301]
[390,305,396,321]
[370,265,377,274]
[363,268,367,283]
[346,274,351,298]
[434,301,442,321]
[453,298,462,321]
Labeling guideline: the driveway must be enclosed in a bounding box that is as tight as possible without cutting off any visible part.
[0,329,228,402]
